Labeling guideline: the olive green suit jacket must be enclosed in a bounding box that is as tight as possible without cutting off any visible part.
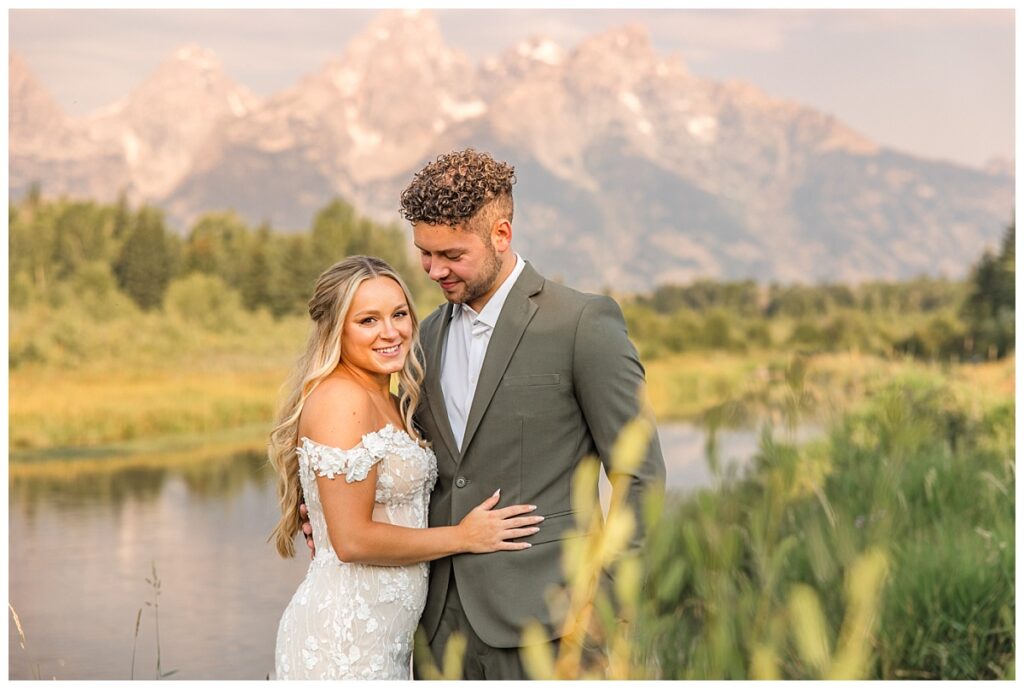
[414,262,666,649]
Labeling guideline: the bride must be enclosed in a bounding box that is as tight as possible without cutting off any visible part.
[268,256,542,680]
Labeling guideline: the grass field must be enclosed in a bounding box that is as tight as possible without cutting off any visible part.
[11,339,1014,453]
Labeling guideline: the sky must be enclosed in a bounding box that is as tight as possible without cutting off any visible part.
[8,7,1015,169]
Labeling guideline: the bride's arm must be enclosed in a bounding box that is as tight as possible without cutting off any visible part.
[302,378,541,566]
[317,468,538,566]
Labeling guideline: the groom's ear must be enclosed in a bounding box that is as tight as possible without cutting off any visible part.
[490,218,512,253]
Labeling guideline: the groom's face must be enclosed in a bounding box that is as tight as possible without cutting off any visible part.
[413,222,503,309]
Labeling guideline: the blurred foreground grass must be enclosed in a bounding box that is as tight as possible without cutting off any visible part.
[532,358,1015,679]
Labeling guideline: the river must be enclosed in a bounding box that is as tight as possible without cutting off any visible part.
[8,421,819,680]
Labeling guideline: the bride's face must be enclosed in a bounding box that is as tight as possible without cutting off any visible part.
[339,276,413,377]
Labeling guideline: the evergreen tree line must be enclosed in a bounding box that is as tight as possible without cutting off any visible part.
[9,193,435,319]
[621,223,1014,361]
[9,193,1014,362]
[636,276,966,318]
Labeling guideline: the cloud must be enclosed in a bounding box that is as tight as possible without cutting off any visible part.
[10,9,380,114]
[817,8,1012,31]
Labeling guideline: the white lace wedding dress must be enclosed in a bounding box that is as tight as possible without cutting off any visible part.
[275,424,438,680]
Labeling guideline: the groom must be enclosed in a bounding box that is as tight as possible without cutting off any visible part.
[401,149,665,679]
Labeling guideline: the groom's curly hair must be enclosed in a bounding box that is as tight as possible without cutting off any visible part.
[400,149,516,235]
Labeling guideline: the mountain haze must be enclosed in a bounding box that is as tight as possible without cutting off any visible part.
[9,11,1013,290]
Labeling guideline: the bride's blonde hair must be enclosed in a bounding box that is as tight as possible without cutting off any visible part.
[268,256,425,558]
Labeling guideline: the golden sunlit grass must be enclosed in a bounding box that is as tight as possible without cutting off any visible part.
[10,300,307,451]
[413,628,468,680]
[645,351,1014,422]
[11,342,1012,461]
[950,354,1015,398]
[10,367,286,450]
[644,351,768,420]
[519,415,657,679]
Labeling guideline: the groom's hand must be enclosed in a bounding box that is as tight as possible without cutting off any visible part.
[299,502,315,559]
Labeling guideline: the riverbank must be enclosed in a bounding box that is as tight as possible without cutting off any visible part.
[10,352,1013,453]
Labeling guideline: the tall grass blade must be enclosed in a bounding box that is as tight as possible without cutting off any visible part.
[130,607,142,679]
[9,603,27,650]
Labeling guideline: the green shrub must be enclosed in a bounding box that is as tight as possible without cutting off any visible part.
[164,274,243,333]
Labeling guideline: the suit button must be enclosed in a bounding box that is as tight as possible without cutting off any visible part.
[455,476,468,488]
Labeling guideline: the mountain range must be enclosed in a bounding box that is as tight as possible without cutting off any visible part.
[10,10,1013,290]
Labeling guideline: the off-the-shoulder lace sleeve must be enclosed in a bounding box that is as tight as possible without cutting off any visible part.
[298,435,387,483]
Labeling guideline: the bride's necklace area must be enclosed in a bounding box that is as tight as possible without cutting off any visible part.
[369,392,401,424]
[354,380,403,429]
[330,365,405,431]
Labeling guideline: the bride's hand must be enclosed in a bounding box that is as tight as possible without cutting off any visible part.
[456,489,543,553]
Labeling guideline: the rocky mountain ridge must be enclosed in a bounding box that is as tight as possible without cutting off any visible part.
[10,10,1013,289]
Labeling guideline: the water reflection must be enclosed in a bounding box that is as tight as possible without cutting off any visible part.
[13,464,168,512]
[10,449,271,510]
[9,444,300,680]
[177,451,273,499]
[660,421,822,493]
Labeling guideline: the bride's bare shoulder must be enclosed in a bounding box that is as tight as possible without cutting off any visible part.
[300,377,377,450]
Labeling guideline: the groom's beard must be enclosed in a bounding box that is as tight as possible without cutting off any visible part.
[446,245,502,305]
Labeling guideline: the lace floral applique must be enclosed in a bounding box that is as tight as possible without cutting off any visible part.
[298,436,381,482]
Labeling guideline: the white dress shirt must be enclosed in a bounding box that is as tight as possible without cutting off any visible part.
[441,254,526,451]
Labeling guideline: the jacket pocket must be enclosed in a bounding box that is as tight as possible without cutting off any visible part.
[502,373,561,387]
[524,509,585,545]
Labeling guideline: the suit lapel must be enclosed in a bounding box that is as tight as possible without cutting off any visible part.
[459,263,544,458]
[425,302,460,462]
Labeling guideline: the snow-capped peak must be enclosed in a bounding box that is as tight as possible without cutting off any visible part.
[172,44,221,72]
[515,38,564,66]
